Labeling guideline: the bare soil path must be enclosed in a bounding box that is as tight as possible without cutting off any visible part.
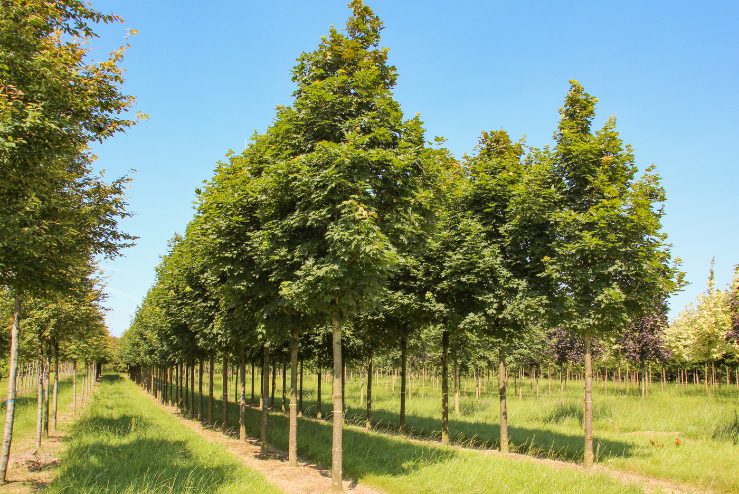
[0,385,95,494]
[143,389,383,494]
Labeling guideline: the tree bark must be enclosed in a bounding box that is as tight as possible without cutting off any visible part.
[282,362,287,413]
[52,341,59,431]
[498,347,509,453]
[317,365,322,419]
[299,356,304,417]
[35,338,44,450]
[366,349,373,431]
[222,354,229,432]
[583,335,594,469]
[198,359,203,421]
[454,361,460,415]
[441,330,449,445]
[251,360,255,405]
[261,344,270,452]
[208,354,214,424]
[239,348,247,441]
[43,348,50,436]
[270,362,276,409]
[72,361,77,413]
[400,332,407,432]
[331,309,343,491]
[289,329,299,466]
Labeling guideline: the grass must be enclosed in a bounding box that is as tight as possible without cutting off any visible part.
[191,367,738,493]
[0,374,79,444]
[47,375,281,494]
[159,372,646,494]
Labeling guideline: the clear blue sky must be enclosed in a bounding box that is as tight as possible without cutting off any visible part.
[90,0,739,337]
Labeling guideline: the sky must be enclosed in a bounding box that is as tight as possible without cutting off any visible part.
[89,0,739,337]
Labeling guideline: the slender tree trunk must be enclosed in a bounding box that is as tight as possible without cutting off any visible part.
[441,330,449,445]
[270,362,276,409]
[198,359,203,421]
[52,341,59,431]
[35,337,43,450]
[299,356,304,417]
[317,366,322,419]
[454,361,460,415]
[331,309,343,491]
[239,348,247,441]
[261,344,270,452]
[72,361,77,413]
[498,347,509,453]
[190,362,195,415]
[43,349,50,436]
[289,330,299,466]
[251,360,255,405]
[400,333,407,432]
[366,349,373,431]
[222,354,229,432]
[282,362,287,413]
[583,335,594,469]
[208,354,214,424]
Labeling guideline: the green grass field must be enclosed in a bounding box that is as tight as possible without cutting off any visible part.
[47,375,280,494]
[192,367,738,493]
[154,370,647,494]
[0,374,79,444]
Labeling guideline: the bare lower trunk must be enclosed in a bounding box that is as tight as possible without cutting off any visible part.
[331,309,343,491]
[251,360,255,405]
[583,335,594,469]
[72,362,77,413]
[441,330,449,444]
[52,342,59,431]
[198,359,203,421]
[289,330,299,466]
[316,366,322,419]
[399,333,407,432]
[43,350,50,436]
[299,356,304,417]
[208,354,214,424]
[35,338,44,450]
[498,347,509,453]
[0,295,21,482]
[454,361,460,415]
[261,344,270,452]
[239,348,247,441]
[270,363,276,409]
[282,362,287,413]
[222,354,229,432]
[366,349,373,431]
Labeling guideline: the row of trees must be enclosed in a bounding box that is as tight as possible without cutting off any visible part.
[664,262,739,389]
[0,0,137,481]
[120,1,681,488]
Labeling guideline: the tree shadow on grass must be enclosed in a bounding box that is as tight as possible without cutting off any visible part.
[342,405,635,463]
[52,412,246,494]
[178,389,457,482]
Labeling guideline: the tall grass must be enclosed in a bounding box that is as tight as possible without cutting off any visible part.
[48,375,280,494]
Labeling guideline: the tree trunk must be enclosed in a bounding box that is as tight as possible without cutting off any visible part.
[251,360,255,405]
[453,361,460,415]
[35,337,43,450]
[261,344,270,452]
[52,341,59,431]
[239,348,247,441]
[208,354,214,424]
[222,354,229,432]
[498,347,509,453]
[366,349,373,431]
[583,335,594,469]
[400,333,407,432]
[43,349,50,436]
[198,359,203,421]
[299,356,304,417]
[270,362,276,409]
[317,365,322,419]
[289,330,299,466]
[331,309,343,491]
[190,362,195,415]
[282,362,287,413]
[72,361,77,413]
[441,330,449,445]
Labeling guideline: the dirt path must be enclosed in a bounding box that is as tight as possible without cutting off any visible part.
[0,385,96,494]
[143,391,383,494]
